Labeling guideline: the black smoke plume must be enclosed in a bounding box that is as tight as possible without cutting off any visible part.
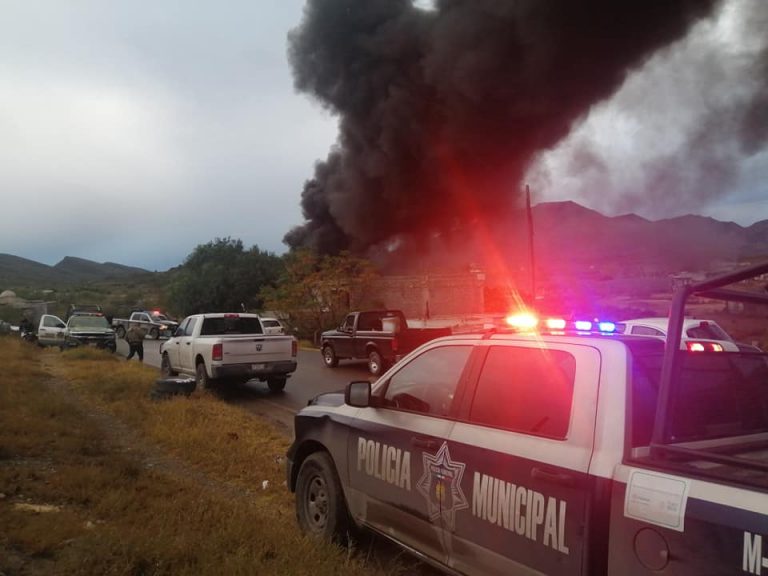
[528,0,767,222]
[286,0,720,255]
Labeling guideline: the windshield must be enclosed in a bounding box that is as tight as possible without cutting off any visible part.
[69,316,111,330]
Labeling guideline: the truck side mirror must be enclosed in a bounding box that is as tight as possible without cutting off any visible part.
[345,381,372,407]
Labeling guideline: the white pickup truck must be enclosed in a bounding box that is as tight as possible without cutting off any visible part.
[159,313,298,392]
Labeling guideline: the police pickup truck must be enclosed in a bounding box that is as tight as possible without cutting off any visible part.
[287,262,768,575]
[112,310,178,340]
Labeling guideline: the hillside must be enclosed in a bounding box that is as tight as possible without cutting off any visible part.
[0,254,151,289]
[3,202,768,291]
[530,203,767,274]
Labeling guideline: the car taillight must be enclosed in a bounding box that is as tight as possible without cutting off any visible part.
[292,338,297,357]
[686,341,724,352]
[392,337,399,353]
[212,343,223,361]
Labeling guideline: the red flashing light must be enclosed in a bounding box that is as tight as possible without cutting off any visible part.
[686,341,724,352]
[291,338,297,357]
[505,312,539,330]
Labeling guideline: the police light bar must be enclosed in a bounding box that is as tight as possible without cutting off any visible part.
[598,321,617,333]
[545,318,567,330]
[505,312,539,330]
[504,313,618,335]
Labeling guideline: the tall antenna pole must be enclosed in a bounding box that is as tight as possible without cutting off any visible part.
[526,185,536,303]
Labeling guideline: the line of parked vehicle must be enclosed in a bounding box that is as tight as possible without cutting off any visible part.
[17,302,761,401]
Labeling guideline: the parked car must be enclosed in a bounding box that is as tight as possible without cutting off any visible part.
[64,313,117,352]
[260,317,285,335]
[112,310,178,340]
[614,317,756,351]
[35,312,116,352]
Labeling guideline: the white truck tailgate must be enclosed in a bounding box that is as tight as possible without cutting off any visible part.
[220,336,291,363]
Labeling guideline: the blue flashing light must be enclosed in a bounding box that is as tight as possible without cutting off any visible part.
[598,321,617,333]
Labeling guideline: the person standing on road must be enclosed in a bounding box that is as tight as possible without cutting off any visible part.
[126,321,147,362]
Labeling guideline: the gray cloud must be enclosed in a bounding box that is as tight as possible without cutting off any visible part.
[527,0,768,225]
[0,1,338,271]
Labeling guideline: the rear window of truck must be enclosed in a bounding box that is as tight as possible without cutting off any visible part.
[668,353,768,442]
[200,317,264,335]
[629,346,768,446]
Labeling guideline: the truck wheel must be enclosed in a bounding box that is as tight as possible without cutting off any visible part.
[368,350,384,377]
[267,377,286,393]
[195,362,211,391]
[322,345,338,368]
[116,326,126,339]
[296,452,349,543]
[149,327,159,340]
[161,353,178,377]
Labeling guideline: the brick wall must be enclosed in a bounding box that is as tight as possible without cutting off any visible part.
[369,272,486,318]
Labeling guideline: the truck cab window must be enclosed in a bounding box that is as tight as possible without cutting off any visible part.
[468,346,576,439]
[631,326,664,337]
[185,318,198,336]
[381,345,471,417]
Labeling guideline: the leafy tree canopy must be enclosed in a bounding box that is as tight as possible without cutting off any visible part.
[168,238,283,315]
[260,249,378,339]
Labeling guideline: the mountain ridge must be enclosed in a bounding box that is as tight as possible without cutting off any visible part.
[2,201,768,288]
[0,254,151,288]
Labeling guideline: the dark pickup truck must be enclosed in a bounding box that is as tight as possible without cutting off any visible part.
[320,310,452,376]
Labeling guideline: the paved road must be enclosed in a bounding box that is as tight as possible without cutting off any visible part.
[118,338,372,435]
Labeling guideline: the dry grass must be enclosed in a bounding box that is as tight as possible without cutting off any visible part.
[0,337,410,576]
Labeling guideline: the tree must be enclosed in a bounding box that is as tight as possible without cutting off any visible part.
[167,238,283,315]
[260,250,378,340]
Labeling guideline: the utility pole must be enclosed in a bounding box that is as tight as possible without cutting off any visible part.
[526,185,536,303]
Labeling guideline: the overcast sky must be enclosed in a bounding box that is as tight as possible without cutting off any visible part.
[0,0,337,271]
[1,0,765,272]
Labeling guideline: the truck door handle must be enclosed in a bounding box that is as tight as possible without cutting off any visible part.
[531,467,576,487]
[411,437,439,450]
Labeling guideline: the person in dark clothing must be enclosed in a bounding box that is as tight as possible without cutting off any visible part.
[19,316,33,334]
[125,322,147,361]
